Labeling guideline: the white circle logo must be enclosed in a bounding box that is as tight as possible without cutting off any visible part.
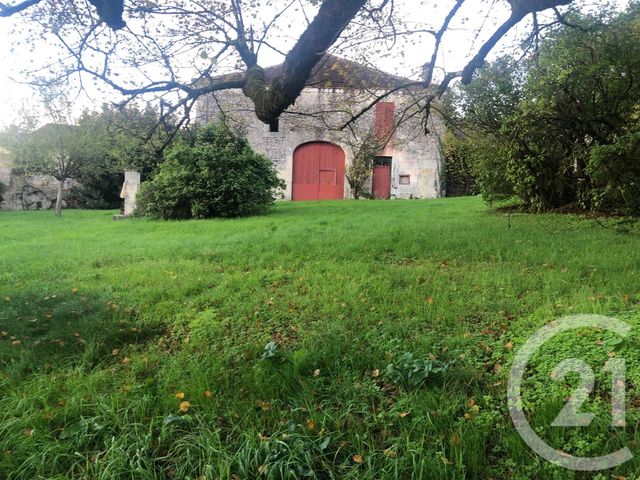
[507,314,633,471]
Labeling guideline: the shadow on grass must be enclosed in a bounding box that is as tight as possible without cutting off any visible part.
[0,289,162,377]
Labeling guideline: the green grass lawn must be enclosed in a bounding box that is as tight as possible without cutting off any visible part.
[2,197,640,479]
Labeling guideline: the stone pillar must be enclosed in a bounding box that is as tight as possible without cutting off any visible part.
[121,170,141,216]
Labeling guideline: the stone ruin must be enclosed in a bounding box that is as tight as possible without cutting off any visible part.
[0,150,70,211]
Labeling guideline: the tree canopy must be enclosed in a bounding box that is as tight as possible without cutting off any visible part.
[0,0,576,128]
[447,2,640,215]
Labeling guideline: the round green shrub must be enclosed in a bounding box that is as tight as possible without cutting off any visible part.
[137,123,284,219]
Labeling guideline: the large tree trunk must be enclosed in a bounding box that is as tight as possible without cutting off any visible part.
[55,179,64,217]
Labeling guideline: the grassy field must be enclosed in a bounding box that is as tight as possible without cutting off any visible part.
[1,197,640,479]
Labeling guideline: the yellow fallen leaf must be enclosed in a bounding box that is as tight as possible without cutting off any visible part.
[258,464,267,474]
[504,342,513,351]
[179,401,191,413]
[371,369,380,378]
[313,369,321,377]
[398,411,410,418]
[383,448,396,458]
[111,349,119,356]
[11,340,21,346]
[204,390,213,398]
[306,419,316,430]
[467,398,475,408]
[352,454,364,464]
[175,392,185,400]
[22,429,33,437]
[121,357,130,365]
[71,288,78,294]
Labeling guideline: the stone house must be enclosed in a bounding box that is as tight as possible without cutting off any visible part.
[196,55,444,201]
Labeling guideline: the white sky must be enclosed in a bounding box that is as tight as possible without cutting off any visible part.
[0,0,628,128]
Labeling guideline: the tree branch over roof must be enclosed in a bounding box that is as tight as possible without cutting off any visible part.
[2,0,578,129]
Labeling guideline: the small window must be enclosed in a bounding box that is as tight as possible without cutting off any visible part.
[269,118,280,133]
[399,175,411,185]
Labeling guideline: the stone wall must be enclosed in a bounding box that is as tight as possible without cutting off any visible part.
[0,150,72,211]
[196,87,444,200]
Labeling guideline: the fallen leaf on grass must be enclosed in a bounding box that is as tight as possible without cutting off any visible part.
[352,454,364,464]
[179,401,191,413]
[383,448,396,458]
[204,390,212,398]
[175,392,185,400]
[306,419,316,430]
[22,429,33,438]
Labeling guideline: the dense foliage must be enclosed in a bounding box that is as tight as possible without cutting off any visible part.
[441,130,477,197]
[68,104,172,209]
[137,123,284,219]
[0,103,172,212]
[449,3,640,214]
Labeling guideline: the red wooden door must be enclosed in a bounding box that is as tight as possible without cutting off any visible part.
[372,165,391,199]
[292,142,345,201]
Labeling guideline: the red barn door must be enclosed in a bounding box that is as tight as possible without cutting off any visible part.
[292,142,345,201]
[372,165,391,199]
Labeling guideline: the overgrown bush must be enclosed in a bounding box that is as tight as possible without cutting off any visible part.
[137,123,284,219]
[68,171,124,209]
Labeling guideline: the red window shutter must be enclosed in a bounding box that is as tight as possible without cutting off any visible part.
[375,102,396,140]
